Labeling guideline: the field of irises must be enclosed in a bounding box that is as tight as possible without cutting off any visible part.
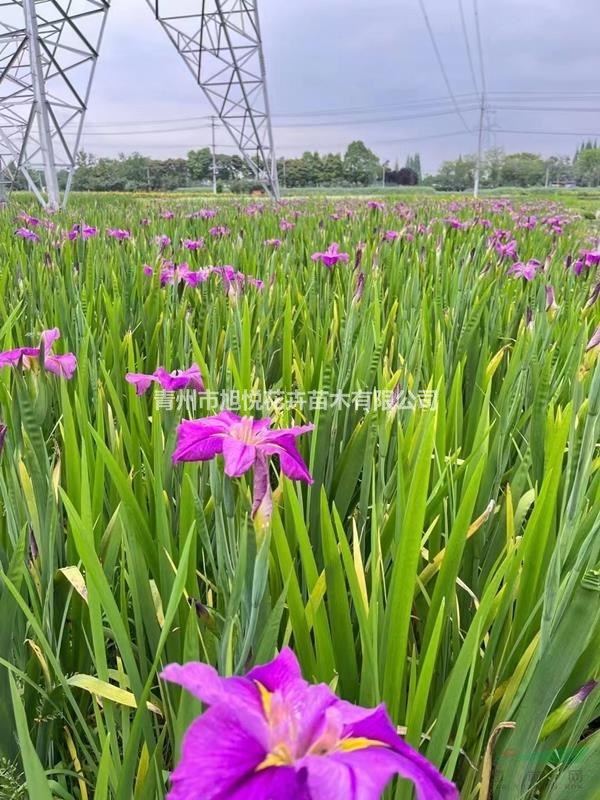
[0,192,599,800]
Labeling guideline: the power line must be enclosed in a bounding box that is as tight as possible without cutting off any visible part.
[489,90,600,97]
[67,91,600,133]
[472,0,487,97]
[76,104,482,137]
[494,105,600,112]
[471,0,486,197]
[457,0,479,95]
[497,128,600,137]
[416,0,473,132]
[80,129,473,154]
[69,94,482,130]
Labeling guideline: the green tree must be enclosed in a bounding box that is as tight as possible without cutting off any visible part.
[299,151,323,186]
[187,148,213,182]
[321,153,344,184]
[405,153,422,183]
[483,148,505,187]
[434,155,476,191]
[545,155,574,186]
[343,140,380,185]
[574,148,600,186]
[500,152,546,187]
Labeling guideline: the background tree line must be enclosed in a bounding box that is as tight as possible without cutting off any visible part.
[430,141,600,191]
[7,139,600,193]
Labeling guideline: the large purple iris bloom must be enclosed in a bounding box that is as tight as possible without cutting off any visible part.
[172,411,313,483]
[172,412,313,521]
[0,328,76,379]
[161,648,458,800]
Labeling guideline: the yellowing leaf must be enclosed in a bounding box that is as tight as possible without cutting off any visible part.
[67,674,162,716]
[58,566,88,603]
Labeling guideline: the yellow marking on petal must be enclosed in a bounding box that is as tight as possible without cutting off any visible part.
[255,680,272,717]
[255,745,294,772]
[336,737,388,753]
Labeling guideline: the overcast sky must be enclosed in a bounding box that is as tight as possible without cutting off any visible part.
[77,0,600,173]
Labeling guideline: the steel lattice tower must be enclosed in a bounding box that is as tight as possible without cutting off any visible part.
[0,0,279,208]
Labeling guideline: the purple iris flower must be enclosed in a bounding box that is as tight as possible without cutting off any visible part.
[155,235,172,249]
[279,219,295,231]
[209,225,230,238]
[0,328,76,379]
[69,223,97,241]
[367,200,385,211]
[264,238,283,248]
[187,209,217,219]
[384,230,400,242]
[17,212,41,227]
[126,365,204,395]
[573,249,600,275]
[173,412,313,520]
[183,268,211,287]
[495,240,518,261]
[211,266,263,292]
[82,224,98,240]
[584,249,600,266]
[107,228,131,241]
[160,648,458,800]
[161,210,175,219]
[172,411,313,482]
[445,218,467,230]
[311,243,350,268]
[173,264,207,286]
[507,259,540,281]
[15,227,40,242]
[182,238,204,251]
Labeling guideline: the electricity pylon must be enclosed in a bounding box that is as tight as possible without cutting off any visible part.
[0,0,279,209]
[0,0,111,210]
[148,1,279,199]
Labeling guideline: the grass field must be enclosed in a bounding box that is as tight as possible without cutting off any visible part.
[0,192,599,799]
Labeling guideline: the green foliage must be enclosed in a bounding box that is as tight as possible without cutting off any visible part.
[0,192,598,799]
[500,152,547,187]
[574,148,600,187]
[343,140,381,185]
[434,154,477,191]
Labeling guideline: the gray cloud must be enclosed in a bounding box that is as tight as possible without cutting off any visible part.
[77,0,600,172]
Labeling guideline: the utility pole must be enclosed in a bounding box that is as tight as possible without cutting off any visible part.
[211,116,217,194]
[382,159,389,188]
[473,94,485,199]
[22,0,61,211]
